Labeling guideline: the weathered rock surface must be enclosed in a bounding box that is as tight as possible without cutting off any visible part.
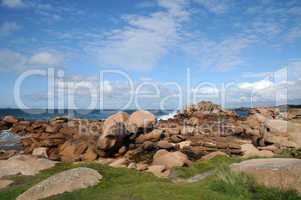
[32,147,48,158]
[0,155,56,178]
[0,150,17,160]
[152,150,191,169]
[103,112,129,131]
[231,158,301,194]
[128,110,156,132]
[0,179,13,189]
[263,119,301,148]
[147,165,170,178]
[241,144,274,158]
[16,167,102,200]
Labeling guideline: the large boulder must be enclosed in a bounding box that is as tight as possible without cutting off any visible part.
[16,167,102,200]
[231,158,301,194]
[263,119,301,148]
[103,112,129,135]
[97,122,128,154]
[152,150,191,169]
[98,113,130,151]
[128,110,156,132]
[59,141,87,162]
[0,155,56,178]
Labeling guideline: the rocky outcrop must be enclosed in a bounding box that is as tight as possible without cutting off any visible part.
[231,158,301,194]
[2,101,298,175]
[16,167,102,200]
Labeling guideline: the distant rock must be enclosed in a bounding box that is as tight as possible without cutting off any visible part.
[3,115,18,124]
[0,155,56,178]
[231,158,301,194]
[16,167,102,200]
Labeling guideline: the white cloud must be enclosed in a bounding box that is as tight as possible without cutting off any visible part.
[238,80,274,91]
[193,0,231,14]
[1,0,25,8]
[0,49,65,72]
[242,72,273,79]
[94,0,188,70]
[28,52,63,66]
[183,36,253,71]
[0,22,20,35]
[0,49,26,71]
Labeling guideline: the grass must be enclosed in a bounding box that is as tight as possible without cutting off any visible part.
[209,166,301,200]
[173,155,239,178]
[279,148,301,159]
[0,156,300,200]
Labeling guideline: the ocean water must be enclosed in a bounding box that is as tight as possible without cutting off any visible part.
[0,109,177,121]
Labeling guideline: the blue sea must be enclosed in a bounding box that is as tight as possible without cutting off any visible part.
[0,108,178,121]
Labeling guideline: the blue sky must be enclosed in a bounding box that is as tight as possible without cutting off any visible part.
[0,0,301,109]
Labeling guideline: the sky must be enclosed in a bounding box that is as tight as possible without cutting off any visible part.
[0,0,301,110]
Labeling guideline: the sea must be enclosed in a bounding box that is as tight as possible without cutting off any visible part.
[0,108,178,121]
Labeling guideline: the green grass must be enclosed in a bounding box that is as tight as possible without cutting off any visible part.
[173,155,239,178]
[279,148,301,159]
[209,166,301,200]
[0,157,300,200]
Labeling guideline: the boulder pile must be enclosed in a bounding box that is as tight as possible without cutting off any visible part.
[0,101,298,176]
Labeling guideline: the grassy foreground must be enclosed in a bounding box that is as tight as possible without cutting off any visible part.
[0,156,300,200]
